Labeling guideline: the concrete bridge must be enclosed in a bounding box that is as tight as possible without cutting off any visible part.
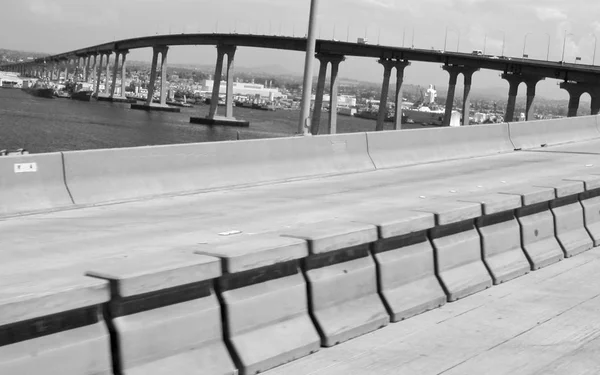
[2,33,600,132]
[2,115,600,374]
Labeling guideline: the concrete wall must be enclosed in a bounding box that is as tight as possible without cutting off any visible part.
[2,115,599,216]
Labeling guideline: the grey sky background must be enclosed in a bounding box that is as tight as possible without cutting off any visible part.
[2,0,599,100]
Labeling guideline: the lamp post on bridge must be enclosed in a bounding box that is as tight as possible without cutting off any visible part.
[444,26,460,52]
[483,31,504,56]
[297,0,319,135]
[523,32,551,60]
[592,34,597,65]
[561,30,575,62]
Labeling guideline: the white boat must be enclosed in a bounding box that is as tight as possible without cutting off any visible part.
[403,84,446,126]
[403,106,445,126]
[338,106,356,116]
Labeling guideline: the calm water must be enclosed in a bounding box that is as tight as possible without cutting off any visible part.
[0,89,426,154]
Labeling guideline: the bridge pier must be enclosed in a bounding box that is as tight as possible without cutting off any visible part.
[191,44,246,125]
[524,77,544,121]
[393,60,411,130]
[376,59,395,131]
[559,81,599,117]
[159,46,169,106]
[461,67,479,125]
[94,54,105,96]
[311,54,329,134]
[104,54,111,95]
[132,46,178,112]
[63,62,69,82]
[110,53,120,98]
[327,55,344,135]
[309,53,345,135]
[442,65,460,126]
[502,73,521,122]
[208,46,227,118]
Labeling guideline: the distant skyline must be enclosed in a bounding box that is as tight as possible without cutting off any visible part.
[2,0,600,100]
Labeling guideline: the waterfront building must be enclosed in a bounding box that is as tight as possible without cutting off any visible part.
[0,72,22,88]
[196,79,284,98]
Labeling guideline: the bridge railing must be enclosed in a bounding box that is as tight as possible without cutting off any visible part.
[1,115,599,218]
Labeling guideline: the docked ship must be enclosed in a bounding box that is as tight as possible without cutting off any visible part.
[21,79,55,99]
[69,82,94,102]
[403,85,446,126]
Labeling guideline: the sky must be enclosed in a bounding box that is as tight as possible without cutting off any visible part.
[2,0,600,100]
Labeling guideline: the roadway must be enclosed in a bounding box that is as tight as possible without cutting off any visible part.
[2,138,600,282]
[3,137,600,374]
[9,33,600,84]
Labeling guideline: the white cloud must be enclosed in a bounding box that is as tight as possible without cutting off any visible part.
[534,7,567,21]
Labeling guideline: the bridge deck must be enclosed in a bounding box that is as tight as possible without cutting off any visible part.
[2,139,600,281]
[265,246,600,375]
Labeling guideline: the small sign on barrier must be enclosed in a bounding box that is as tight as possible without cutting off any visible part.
[14,162,37,173]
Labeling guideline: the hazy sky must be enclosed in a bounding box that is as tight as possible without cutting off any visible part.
[2,0,600,100]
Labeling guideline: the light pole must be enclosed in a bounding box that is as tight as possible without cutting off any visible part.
[545,33,550,60]
[297,0,319,135]
[592,34,597,65]
[483,35,487,54]
[562,30,575,62]
[522,32,532,57]
[444,26,460,52]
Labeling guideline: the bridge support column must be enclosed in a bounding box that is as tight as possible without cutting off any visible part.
[376,58,395,131]
[224,46,236,118]
[524,77,544,121]
[461,67,479,125]
[501,73,522,122]
[311,54,329,135]
[120,51,128,99]
[327,55,345,135]
[591,90,600,116]
[104,53,111,95]
[95,54,104,96]
[110,53,120,98]
[63,62,69,82]
[145,48,160,106]
[442,65,461,126]
[560,81,590,117]
[208,45,228,117]
[159,47,169,106]
[393,60,411,130]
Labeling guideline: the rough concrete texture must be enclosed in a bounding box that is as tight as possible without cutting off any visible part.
[199,236,320,375]
[372,234,447,322]
[4,134,600,374]
[264,247,600,375]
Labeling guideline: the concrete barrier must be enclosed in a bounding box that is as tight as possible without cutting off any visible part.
[0,153,73,217]
[196,235,320,375]
[499,185,564,269]
[509,115,600,150]
[534,180,593,258]
[63,133,375,206]
[459,194,530,284]
[86,252,236,375]
[366,123,514,170]
[414,201,492,302]
[564,175,600,247]
[348,209,446,322]
[0,276,111,374]
[282,221,389,347]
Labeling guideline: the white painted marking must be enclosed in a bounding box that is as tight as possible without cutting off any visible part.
[218,230,242,236]
[14,162,37,173]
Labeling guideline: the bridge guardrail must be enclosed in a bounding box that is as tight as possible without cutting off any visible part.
[0,152,73,217]
[4,171,600,374]
[508,115,600,150]
[365,123,515,170]
[61,132,375,206]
